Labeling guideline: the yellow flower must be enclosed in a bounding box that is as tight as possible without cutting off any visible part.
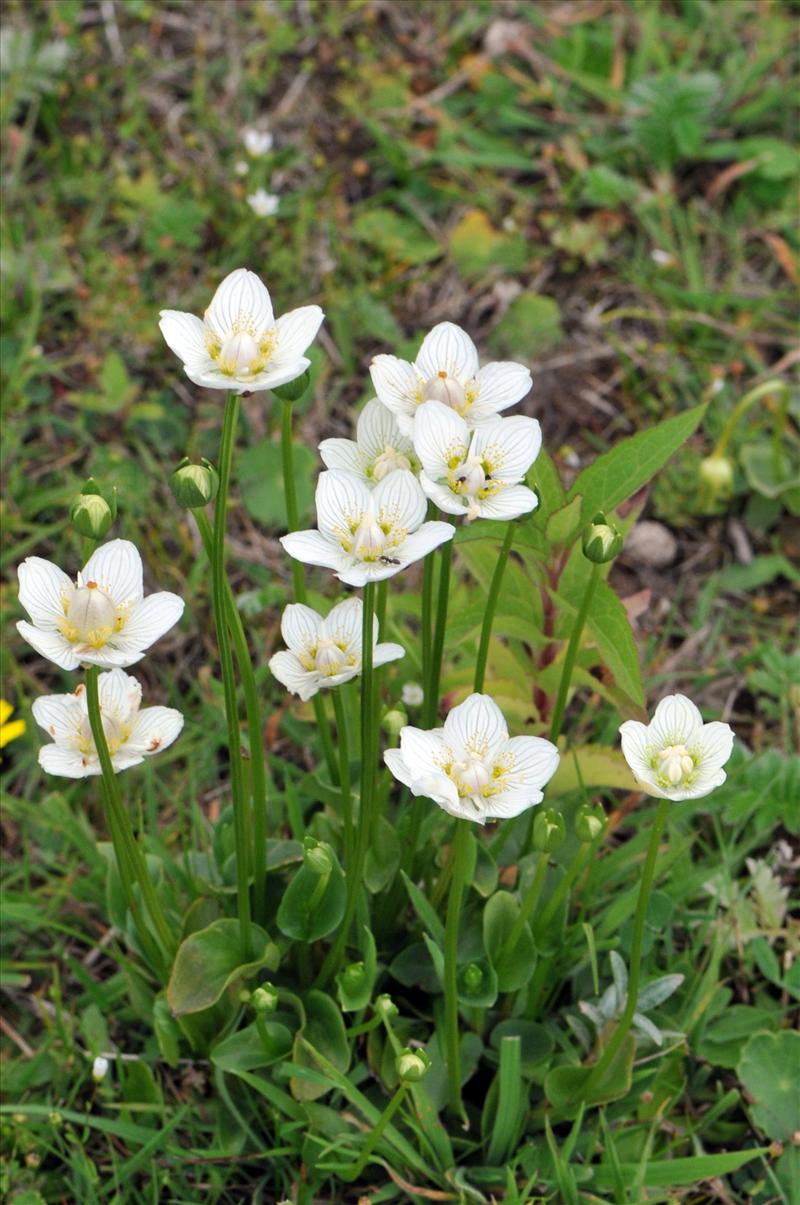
[0,699,26,748]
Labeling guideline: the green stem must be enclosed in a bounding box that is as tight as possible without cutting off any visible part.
[444,818,471,1120]
[84,666,175,964]
[549,562,600,744]
[212,393,253,959]
[279,395,339,785]
[421,539,435,708]
[584,798,670,1091]
[473,521,515,693]
[713,378,789,459]
[314,581,377,986]
[195,508,268,924]
[425,540,453,728]
[534,842,591,937]
[495,850,549,975]
[332,688,354,864]
[341,1083,409,1181]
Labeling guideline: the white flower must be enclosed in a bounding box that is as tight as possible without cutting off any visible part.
[370,321,532,438]
[619,694,735,801]
[402,682,424,708]
[234,160,249,177]
[247,188,280,218]
[384,693,560,824]
[414,400,540,521]
[32,669,183,779]
[318,398,418,486]
[269,598,404,701]
[242,127,273,156]
[17,540,184,672]
[281,469,454,588]
[92,1056,110,1082]
[159,268,323,394]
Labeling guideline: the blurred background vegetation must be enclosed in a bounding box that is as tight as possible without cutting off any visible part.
[1,2,798,1200]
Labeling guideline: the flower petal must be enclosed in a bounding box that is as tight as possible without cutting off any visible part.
[413,400,469,480]
[384,747,415,790]
[650,694,704,747]
[158,311,212,371]
[280,530,344,571]
[205,268,273,339]
[475,485,539,521]
[184,362,312,394]
[31,694,84,747]
[369,356,421,420]
[318,437,362,476]
[322,598,362,653]
[470,361,532,418]
[502,735,560,791]
[415,322,479,382]
[281,604,323,654]
[619,720,654,782]
[374,641,405,667]
[269,650,319,700]
[77,646,147,669]
[16,622,81,671]
[39,746,97,778]
[419,475,464,515]
[18,557,74,630]
[81,541,143,608]
[97,668,142,723]
[126,706,184,756]
[316,470,370,541]
[698,721,735,769]
[444,693,508,760]
[373,469,427,535]
[485,785,545,820]
[472,416,542,484]
[397,521,455,566]
[112,593,185,655]
[271,305,324,367]
[357,398,413,461]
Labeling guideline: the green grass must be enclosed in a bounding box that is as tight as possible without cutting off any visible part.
[2,1,798,1201]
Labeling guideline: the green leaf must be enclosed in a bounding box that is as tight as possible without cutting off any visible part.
[352,207,440,265]
[401,870,445,945]
[276,856,346,942]
[548,744,632,795]
[489,1019,554,1075]
[153,994,181,1068]
[529,447,566,521]
[290,992,351,1102]
[167,920,278,1016]
[457,957,498,1008]
[591,1148,770,1190]
[567,404,707,523]
[483,892,536,992]
[738,1030,800,1141]
[545,496,584,548]
[485,1036,524,1165]
[740,443,800,500]
[449,210,529,278]
[544,1034,635,1114]
[488,292,562,358]
[335,927,378,1012]
[238,438,317,528]
[364,815,401,892]
[585,578,644,706]
[211,1020,293,1072]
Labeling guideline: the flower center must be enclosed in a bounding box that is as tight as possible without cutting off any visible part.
[62,584,117,648]
[372,446,412,481]
[315,639,351,676]
[352,514,388,560]
[656,744,696,788]
[422,370,467,413]
[451,752,491,798]
[217,331,262,379]
[78,712,129,757]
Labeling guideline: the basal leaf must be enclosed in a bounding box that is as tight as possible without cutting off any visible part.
[167,920,278,1016]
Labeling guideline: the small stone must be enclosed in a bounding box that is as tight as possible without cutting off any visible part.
[624,521,677,569]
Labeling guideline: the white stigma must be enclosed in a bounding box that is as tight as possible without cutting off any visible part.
[452,753,491,797]
[422,371,466,411]
[657,744,695,786]
[66,584,117,645]
[79,711,126,756]
[454,457,487,497]
[372,446,411,481]
[353,512,388,560]
[219,330,260,377]
[315,639,350,675]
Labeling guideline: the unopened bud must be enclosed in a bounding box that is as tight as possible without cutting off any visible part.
[342,960,365,988]
[303,838,333,876]
[70,479,117,539]
[92,1055,110,1083]
[699,455,734,500]
[575,802,606,843]
[582,512,623,564]
[170,457,219,509]
[382,708,407,739]
[396,1046,431,1082]
[375,993,398,1020]
[251,984,279,1014]
[271,370,311,403]
[463,963,483,991]
[533,808,566,853]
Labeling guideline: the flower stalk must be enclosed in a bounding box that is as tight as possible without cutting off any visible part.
[473,519,516,693]
[549,562,600,744]
[444,817,471,1120]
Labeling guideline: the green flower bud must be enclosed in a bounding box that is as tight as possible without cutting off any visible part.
[271,370,311,403]
[303,838,333,876]
[375,993,398,1020]
[170,457,219,509]
[70,478,117,539]
[463,963,483,991]
[342,960,365,988]
[582,512,623,564]
[251,984,279,1014]
[575,801,606,843]
[382,708,407,739]
[533,807,566,853]
[699,455,734,500]
[396,1046,431,1083]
